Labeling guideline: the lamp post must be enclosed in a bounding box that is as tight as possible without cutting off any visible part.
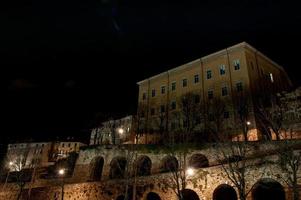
[1,161,13,192]
[58,169,65,200]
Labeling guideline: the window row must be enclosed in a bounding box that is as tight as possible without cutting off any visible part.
[144,82,243,102]
[142,59,241,99]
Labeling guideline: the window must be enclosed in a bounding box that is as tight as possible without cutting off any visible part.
[74,143,77,147]
[150,108,155,116]
[171,101,176,110]
[222,86,228,96]
[208,90,214,99]
[68,143,71,147]
[182,79,187,87]
[160,105,165,113]
[142,93,146,100]
[194,95,200,104]
[161,86,166,94]
[219,65,226,75]
[269,73,274,83]
[194,74,199,83]
[171,82,176,91]
[206,70,212,79]
[151,89,156,97]
[234,59,240,70]
[236,82,243,92]
[62,143,65,147]
[224,111,230,119]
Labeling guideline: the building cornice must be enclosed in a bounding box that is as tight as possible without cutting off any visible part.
[137,41,287,85]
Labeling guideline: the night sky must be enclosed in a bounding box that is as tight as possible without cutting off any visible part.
[3,0,301,143]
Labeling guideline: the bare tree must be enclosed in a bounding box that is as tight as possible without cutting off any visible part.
[7,147,30,200]
[257,92,301,200]
[210,94,264,200]
[177,92,202,143]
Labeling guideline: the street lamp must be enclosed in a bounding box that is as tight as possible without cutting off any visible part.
[246,121,251,126]
[58,168,65,200]
[118,128,124,134]
[186,167,195,177]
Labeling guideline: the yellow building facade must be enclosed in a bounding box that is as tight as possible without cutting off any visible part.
[137,42,292,143]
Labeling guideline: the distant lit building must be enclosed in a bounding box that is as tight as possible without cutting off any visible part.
[90,115,133,145]
[5,141,86,171]
[6,142,53,171]
[51,141,86,160]
[137,42,292,142]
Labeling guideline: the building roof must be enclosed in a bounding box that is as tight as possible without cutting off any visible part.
[137,41,287,85]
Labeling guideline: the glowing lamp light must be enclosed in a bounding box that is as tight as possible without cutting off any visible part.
[118,128,124,134]
[9,162,13,166]
[186,168,194,176]
[246,121,251,125]
[58,169,65,176]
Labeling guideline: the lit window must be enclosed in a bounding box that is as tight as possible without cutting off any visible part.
[171,101,177,110]
[219,65,226,75]
[151,89,156,97]
[194,74,199,83]
[182,79,187,87]
[207,70,212,79]
[208,90,214,99]
[222,87,228,96]
[236,82,243,92]
[160,105,165,113]
[142,93,146,100]
[171,82,176,91]
[161,86,166,94]
[234,59,240,70]
[269,73,274,83]
[150,108,155,116]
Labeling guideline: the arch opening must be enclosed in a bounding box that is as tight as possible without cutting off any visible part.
[146,192,161,200]
[181,189,200,200]
[89,156,104,181]
[213,184,237,200]
[116,195,125,200]
[160,156,178,172]
[252,178,285,200]
[136,156,152,176]
[188,154,209,168]
[109,156,127,179]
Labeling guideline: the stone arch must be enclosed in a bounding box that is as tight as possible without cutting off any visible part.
[188,153,209,168]
[116,195,125,200]
[213,184,237,200]
[251,178,285,200]
[181,189,200,200]
[109,156,127,179]
[146,192,161,200]
[89,156,104,181]
[136,155,152,176]
[160,155,179,172]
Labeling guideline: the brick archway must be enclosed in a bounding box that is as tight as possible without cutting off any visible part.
[213,184,237,200]
[135,155,152,176]
[109,156,127,179]
[146,192,161,200]
[89,156,104,181]
[251,178,285,200]
[181,189,200,200]
[188,154,209,168]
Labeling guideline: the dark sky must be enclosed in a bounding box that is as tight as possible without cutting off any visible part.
[3,0,301,143]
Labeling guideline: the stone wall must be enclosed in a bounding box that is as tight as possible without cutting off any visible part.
[1,142,300,200]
